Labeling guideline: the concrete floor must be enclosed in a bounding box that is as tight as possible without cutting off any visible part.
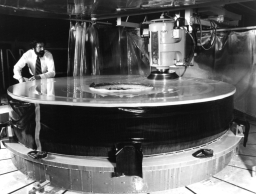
[0,121,255,194]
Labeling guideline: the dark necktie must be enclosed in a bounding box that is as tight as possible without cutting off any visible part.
[35,56,42,75]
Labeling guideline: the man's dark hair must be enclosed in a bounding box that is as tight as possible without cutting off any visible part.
[30,36,47,49]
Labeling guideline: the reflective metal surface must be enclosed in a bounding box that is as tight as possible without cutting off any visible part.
[7,75,235,107]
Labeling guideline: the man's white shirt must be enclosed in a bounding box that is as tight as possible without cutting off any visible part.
[13,49,55,80]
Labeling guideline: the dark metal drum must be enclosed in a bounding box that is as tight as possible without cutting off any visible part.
[7,75,235,157]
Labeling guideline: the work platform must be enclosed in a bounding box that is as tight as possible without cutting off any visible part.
[0,122,255,194]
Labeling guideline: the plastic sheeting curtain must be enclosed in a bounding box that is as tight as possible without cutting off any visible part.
[68,23,150,76]
[186,30,256,118]
[68,22,90,76]
[68,22,104,76]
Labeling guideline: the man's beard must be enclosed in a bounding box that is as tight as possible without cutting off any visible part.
[34,49,45,57]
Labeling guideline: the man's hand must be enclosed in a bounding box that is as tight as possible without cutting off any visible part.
[29,75,41,81]
[34,75,41,80]
[18,77,25,83]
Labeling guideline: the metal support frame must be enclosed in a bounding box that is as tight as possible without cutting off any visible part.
[201,25,256,32]
[6,49,16,89]
[91,0,254,21]
[0,50,5,92]
[197,6,241,21]
[116,17,140,28]
[3,130,242,193]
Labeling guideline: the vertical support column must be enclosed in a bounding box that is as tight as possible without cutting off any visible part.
[6,49,16,89]
[0,49,5,92]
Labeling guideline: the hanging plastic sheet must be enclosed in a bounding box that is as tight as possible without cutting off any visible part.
[68,24,150,76]
[97,26,128,75]
[126,30,150,76]
[97,26,121,74]
[80,22,87,75]
[216,31,256,118]
[67,22,76,76]
[186,30,256,118]
[73,22,83,76]
[68,22,90,76]
[88,24,102,75]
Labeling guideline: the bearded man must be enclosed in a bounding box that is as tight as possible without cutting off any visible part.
[13,36,55,83]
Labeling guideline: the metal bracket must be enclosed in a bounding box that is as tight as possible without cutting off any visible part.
[115,142,143,177]
[28,180,50,194]
[230,121,245,137]
[116,17,140,28]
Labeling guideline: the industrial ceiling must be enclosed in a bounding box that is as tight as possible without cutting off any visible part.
[0,0,255,27]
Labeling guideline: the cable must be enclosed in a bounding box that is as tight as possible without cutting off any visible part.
[180,26,196,77]
[195,16,217,51]
[175,23,196,77]
[207,20,217,48]
[183,27,196,64]
[180,64,188,77]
